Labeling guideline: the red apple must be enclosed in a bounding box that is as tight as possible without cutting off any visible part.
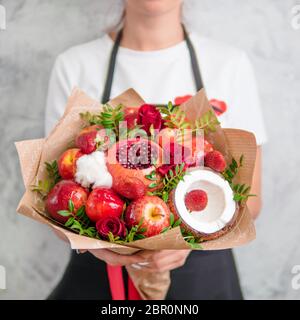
[46,180,88,224]
[86,188,125,222]
[125,195,170,237]
[75,125,103,154]
[58,148,83,179]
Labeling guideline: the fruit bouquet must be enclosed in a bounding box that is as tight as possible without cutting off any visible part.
[16,88,257,299]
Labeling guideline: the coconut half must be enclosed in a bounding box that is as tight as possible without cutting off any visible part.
[172,168,237,239]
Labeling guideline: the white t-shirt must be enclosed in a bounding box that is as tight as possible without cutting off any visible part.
[45,33,267,145]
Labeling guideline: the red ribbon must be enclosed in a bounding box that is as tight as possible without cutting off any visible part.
[106,264,142,300]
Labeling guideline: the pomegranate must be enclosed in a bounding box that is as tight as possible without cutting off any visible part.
[107,138,163,199]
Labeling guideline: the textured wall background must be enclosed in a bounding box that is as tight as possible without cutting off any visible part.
[0,0,299,300]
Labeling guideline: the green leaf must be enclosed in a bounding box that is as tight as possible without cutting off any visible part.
[239,155,244,166]
[134,234,146,240]
[161,226,171,233]
[189,242,203,249]
[173,218,182,228]
[162,192,169,203]
[170,213,175,226]
[65,217,74,227]
[76,205,85,217]
[57,210,71,217]
[68,199,75,213]
[148,182,157,189]
[145,171,157,181]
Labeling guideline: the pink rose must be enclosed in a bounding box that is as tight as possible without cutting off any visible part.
[137,104,163,135]
[96,217,126,239]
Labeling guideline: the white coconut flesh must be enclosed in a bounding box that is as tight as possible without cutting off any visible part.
[174,169,236,234]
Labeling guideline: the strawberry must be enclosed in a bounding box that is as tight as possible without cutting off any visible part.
[112,176,146,200]
[204,150,226,172]
[184,190,208,212]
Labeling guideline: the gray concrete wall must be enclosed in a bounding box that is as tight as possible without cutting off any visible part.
[0,0,299,299]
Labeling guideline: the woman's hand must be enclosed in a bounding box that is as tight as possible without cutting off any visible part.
[88,249,147,266]
[133,249,191,273]
[87,249,191,272]
[52,226,191,272]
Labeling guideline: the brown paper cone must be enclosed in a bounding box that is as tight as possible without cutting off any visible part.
[15,87,257,300]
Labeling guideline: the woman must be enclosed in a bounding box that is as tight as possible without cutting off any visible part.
[45,0,267,300]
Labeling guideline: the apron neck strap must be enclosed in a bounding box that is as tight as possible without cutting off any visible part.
[101,25,203,104]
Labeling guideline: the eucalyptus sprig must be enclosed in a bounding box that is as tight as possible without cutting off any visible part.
[31,160,61,198]
[58,201,97,238]
[194,110,220,134]
[148,163,187,202]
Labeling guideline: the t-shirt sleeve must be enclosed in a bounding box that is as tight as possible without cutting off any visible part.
[224,52,267,145]
[44,54,72,136]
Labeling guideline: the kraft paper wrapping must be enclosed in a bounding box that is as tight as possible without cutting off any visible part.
[15,88,257,300]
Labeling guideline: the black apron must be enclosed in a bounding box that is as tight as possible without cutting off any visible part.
[48,28,243,300]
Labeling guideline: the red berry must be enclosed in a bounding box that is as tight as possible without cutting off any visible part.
[113,176,146,200]
[184,190,208,212]
[204,150,226,172]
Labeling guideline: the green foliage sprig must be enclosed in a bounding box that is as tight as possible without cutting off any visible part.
[160,213,203,249]
[31,160,61,198]
[159,102,190,130]
[106,218,147,244]
[222,155,255,204]
[80,104,124,136]
[181,229,203,249]
[194,110,220,134]
[160,212,182,233]
[58,200,97,238]
[147,163,187,202]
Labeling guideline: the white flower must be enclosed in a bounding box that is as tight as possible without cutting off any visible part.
[75,151,112,189]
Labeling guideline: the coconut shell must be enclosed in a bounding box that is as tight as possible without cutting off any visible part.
[168,189,240,241]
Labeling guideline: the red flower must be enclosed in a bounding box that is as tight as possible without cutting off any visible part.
[209,99,227,116]
[137,104,163,135]
[96,217,126,239]
[174,95,192,105]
